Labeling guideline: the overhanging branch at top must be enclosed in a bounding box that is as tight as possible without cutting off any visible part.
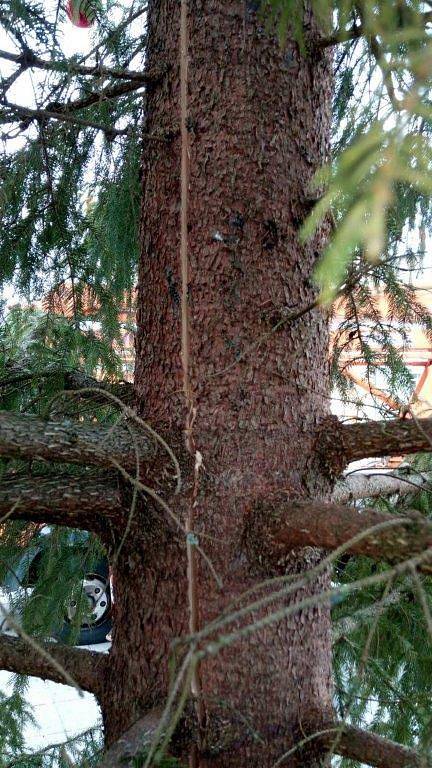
[317,9,432,48]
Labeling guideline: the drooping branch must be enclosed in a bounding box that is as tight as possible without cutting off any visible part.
[0,410,154,471]
[245,498,432,572]
[332,471,432,503]
[0,473,123,532]
[341,416,432,462]
[322,722,427,768]
[0,635,108,698]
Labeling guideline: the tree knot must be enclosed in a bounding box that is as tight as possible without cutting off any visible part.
[313,415,348,480]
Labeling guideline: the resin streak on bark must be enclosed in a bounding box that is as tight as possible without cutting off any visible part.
[107,0,334,764]
[248,499,432,572]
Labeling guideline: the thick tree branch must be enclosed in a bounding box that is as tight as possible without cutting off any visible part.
[0,635,108,698]
[0,473,123,532]
[322,722,427,767]
[246,498,432,572]
[332,471,432,503]
[341,416,432,462]
[0,410,154,471]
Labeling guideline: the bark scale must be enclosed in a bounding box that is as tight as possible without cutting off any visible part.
[104,2,335,765]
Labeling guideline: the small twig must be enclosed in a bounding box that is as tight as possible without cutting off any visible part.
[0,47,155,83]
[318,10,432,49]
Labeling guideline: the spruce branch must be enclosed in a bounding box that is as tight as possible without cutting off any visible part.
[41,78,149,115]
[318,10,432,48]
[322,721,428,767]
[0,635,108,697]
[0,410,154,472]
[0,47,156,83]
[332,586,408,642]
[0,365,134,406]
[0,473,123,532]
[340,415,432,463]
[0,101,132,137]
[332,470,432,503]
[246,498,432,573]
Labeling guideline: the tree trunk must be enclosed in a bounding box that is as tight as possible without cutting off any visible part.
[103,1,334,765]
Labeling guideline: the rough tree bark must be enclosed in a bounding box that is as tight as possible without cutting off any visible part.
[104,1,334,765]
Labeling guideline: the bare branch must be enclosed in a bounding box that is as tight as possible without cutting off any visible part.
[341,416,432,463]
[317,22,364,48]
[323,721,427,767]
[63,370,134,406]
[332,471,432,503]
[0,635,108,697]
[43,79,147,114]
[0,410,154,471]
[0,473,123,532]
[246,498,432,573]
